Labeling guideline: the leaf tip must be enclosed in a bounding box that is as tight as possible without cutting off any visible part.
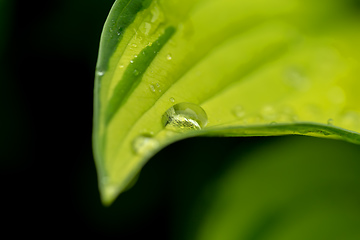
[100,183,120,206]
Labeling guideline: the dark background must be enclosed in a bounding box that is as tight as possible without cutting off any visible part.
[0,1,261,237]
[1,0,360,239]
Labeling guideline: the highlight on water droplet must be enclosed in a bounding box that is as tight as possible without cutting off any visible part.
[97,71,105,77]
[166,54,172,61]
[327,118,334,125]
[130,60,134,64]
[169,97,175,103]
[260,105,277,122]
[133,69,140,76]
[132,134,159,155]
[134,54,138,58]
[149,84,156,92]
[162,102,208,132]
[232,105,245,119]
[119,65,124,69]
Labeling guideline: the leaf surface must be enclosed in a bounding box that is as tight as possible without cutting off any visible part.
[93,0,360,204]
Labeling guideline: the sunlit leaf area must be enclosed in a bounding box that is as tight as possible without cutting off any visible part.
[2,0,360,238]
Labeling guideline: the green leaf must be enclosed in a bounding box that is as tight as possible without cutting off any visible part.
[179,137,360,240]
[93,0,360,205]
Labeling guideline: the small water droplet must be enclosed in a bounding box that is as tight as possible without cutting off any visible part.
[133,69,140,76]
[117,31,121,36]
[260,105,277,122]
[149,84,156,92]
[169,97,175,103]
[119,65,124,69]
[327,118,334,125]
[162,102,208,132]
[144,22,151,35]
[150,5,160,23]
[155,83,160,88]
[132,135,159,155]
[132,44,137,48]
[97,71,104,77]
[166,54,172,61]
[134,55,138,58]
[232,105,245,119]
[109,27,114,33]
[130,60,134,64]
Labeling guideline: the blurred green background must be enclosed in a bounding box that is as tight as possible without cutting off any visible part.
[1,0,360,239]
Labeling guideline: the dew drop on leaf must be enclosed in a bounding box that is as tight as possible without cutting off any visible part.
[149,84,156,92]
[96,70,105,77]
[132,135,159,155]
[169,97,175,103]
[232,105,245,119]
[327,118,334,125]
[162,102,208,132]
[166,54,172,61]
[133,69,140,76]
[261,105,277,122]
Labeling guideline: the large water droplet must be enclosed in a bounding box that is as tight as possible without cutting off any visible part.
[162,102,208,132]
[132,134,159,155]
